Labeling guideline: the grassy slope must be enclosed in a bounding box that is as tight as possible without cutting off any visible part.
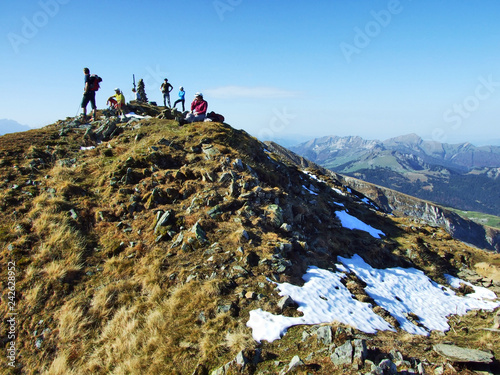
[447,208,500,230]
[0,118,499,374]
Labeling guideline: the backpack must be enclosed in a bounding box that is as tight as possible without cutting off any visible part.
[88,74,102,91]
[207,111,225,123]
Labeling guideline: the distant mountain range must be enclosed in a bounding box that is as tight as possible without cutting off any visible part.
[0,119,31,135]
[290,134,500,217]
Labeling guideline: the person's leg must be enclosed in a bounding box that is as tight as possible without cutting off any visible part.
[193,114,206,122]
[181,99,185,111]
[81,95,89,117]
[167,94,171,108]
[163,93,167,107]
[90,92,97,120]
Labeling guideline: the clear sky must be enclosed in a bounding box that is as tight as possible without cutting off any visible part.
[2,0,500,145]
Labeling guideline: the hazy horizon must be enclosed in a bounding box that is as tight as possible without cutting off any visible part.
[2,1,499,147]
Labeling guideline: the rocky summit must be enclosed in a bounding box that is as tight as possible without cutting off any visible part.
[0,111,500,374]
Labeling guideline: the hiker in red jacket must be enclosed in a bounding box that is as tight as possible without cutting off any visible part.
[185,92,208,123]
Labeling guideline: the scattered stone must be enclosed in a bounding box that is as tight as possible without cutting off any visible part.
[244,291,256,300]
[202,144,220,159]
[433,343,494,364]
[207,205,223,219]
[232,158,244,171]
[267,204,284,227]
[352,338,367,365]
[68,209,78,220]
[279,355,304,375]
[170,232,184,249]
[315,326,333,346]
[216,302,238,317]
[377,358,397,374]
[278,295,296,311]
[330,341,353,366]
[493,309,500,329]
[154,210,174,234]
[35,338,43,349]
[191,221,208,244]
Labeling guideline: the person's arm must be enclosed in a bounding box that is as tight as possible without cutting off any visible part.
[84,77,90,93]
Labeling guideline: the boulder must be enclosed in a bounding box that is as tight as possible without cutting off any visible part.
[433,343,494,364]
[330,341,353,366]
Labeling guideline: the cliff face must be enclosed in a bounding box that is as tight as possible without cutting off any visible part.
[339,175,500,253]
[266,141,500,253]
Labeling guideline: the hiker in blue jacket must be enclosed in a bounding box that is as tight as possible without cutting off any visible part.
[173,86,186,111]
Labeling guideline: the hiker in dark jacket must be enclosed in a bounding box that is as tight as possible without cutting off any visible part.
[160,78,173,107]
[81,67,97,121]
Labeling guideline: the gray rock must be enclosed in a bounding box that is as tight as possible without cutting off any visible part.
[170,232,184,249]
[232,158,244,171]
[68,208,78,220]
[330,341,353,366]
[210,367,224,375]
[202,144,220,159]
[229,180,239,197]
[377,359,397,375]
[277,295,295,311]
[267,204,284,227]
[218,172,234,184]
[433,343,494,363]
[235,350,249,366]
[316,326,333,346]
[154,210,173,233]
[35,338,43,349]
[191,221,208,244]
[493,309,500,329]
[279,355,304,375]
[352,338,367,364]
[207,205,223,219]
[216,302,237,317]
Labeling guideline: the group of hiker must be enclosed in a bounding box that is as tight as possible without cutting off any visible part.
[80,67,209,124]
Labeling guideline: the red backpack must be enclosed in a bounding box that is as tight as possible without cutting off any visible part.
[89,74,102,91]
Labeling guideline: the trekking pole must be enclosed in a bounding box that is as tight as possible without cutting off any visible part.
[75,103,81,118]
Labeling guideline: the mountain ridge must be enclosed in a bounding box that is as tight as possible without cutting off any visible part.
[0,114,499,374]
[0,119,31,136]
[290,134,500,217]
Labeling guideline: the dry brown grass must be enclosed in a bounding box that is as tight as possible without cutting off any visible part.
[3,119,500,375]
[225,325,254,352]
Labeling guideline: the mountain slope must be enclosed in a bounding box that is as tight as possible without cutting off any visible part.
[290,134,500,217]
[0,116,499,374]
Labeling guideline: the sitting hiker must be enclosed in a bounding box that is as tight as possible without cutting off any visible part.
[107,88,126,116]
[185,92,208,123]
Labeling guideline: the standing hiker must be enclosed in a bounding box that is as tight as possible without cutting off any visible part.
[160,78,173,107]
[81,67,100,121]
[173,86,186,111]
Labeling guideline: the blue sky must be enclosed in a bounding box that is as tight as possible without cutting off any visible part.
[2,0,500,145]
